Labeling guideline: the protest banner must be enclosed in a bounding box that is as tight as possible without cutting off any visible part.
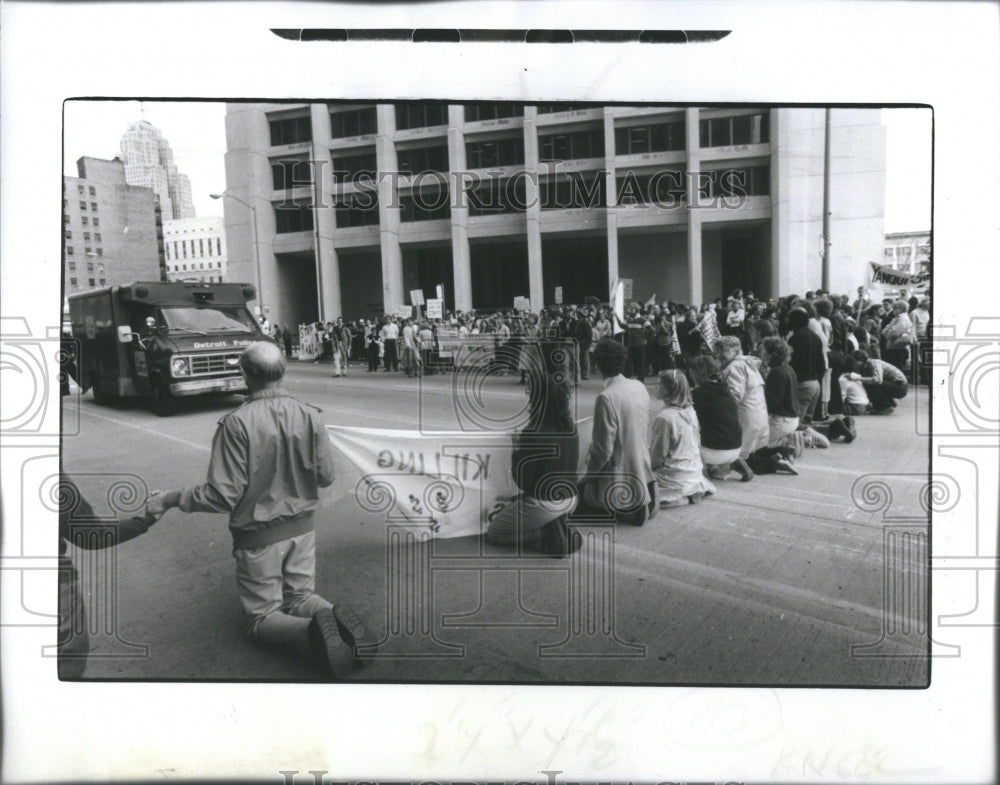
[298,323,320,361]
[869,262,930,290]
[326,426,517,538]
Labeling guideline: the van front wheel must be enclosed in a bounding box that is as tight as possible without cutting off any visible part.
[152,379,176,417]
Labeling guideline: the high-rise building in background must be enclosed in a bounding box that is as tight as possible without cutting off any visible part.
[163,216,229,282]
[63,156,164,294]
[222,102,887,329]
[119,120,196,220]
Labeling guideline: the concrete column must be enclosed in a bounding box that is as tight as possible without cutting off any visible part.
[685,108,703,305]
[603,108,619,299]
[447,104,473,313]
[376,104,403,312]
[311,104,341,320]
[523,107,544,311]
[769,108,786,298]
[224,104,278,322]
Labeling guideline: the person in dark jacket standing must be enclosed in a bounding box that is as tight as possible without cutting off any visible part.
[615,306,649,382]
[686,355,752,481]
[574,311,594,380]
[147,341,377,679]
[787,307,825,424]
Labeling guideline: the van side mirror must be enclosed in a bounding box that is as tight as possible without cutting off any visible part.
[117,326,133,343]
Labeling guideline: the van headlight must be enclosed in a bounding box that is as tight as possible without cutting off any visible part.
[171,357,191,377]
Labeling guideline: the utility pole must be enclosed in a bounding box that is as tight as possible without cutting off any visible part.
[822,108,832,291]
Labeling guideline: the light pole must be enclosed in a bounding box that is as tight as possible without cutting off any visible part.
[210,192,264,320]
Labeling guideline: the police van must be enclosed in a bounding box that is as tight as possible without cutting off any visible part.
[69,281,266,416]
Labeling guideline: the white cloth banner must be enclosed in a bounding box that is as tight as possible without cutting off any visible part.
[326,426,516,538]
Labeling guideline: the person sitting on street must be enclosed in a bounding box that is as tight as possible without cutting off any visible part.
[649,370,716,507]
[686,355,751,482]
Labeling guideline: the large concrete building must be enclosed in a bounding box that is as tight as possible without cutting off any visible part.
[884,230,931,275]
[63,156,164,294]
[221,103,887,327]
[163,216,229,283]
[119,120,196,220]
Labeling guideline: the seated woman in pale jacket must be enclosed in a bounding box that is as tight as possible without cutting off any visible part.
[714,336,769,461]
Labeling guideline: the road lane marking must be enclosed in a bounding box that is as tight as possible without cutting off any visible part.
[75,407,211,452]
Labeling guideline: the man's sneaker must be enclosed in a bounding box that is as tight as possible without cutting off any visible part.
[333,604,379,664]
[308,608,354,679]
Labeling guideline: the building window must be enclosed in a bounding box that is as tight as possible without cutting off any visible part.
[96,248,102,255]
[93,218,99,227]
[81,216,88,225]
[84,247,92,255]
[697,165,770,199]
[200,263,204,270]
[64,214,70,225]
[68,261,76,271]
[70,277,78,286]
[538,128,605,162]
[269,115,312,146]
[88,278,96,287]
[98,264,105,273]
[79,201,87,210]
[397,145,449,175]
[540,172,607,209]
[183,264,187,271]
[329,107,377,138]
[199,239,204,256]
[99,278,106,285]
[94,233,101,242]
[334,193,380,228]
[65,230,72,240]
[271,157,314,190]
[615,169,687,205]
[331,149,377,181]
[89,186,96,195]
[63,199,69,207]
[467,177,528,216]
[216,238,221,255]
[699,113,769,148]
[173,241,178,259]
[614,121,686,155]
[400,187,450,222]
[182,243,187,259]
[274,204,315,233]
[77,184,84,195]
[91,202,97,211]
[463,102,524,122]
[394,102,447,131]
[84,232,91,241]
[466,136,525,169]
[534,103,592,114]
[87,262,94,272]
[217,262,222,268]
[66,246,74,255]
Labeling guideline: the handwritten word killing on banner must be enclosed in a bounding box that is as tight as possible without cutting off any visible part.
[326,426,517,537]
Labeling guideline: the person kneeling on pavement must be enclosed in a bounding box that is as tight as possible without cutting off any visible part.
[485,354,580,556]
[851,349,908,414]
[147,341,377,680]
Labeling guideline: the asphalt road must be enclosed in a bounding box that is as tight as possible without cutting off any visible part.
[61,359,931,686]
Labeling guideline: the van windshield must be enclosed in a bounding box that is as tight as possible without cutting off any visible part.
[159,306,258,334]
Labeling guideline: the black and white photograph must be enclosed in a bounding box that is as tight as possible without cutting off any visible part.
[1,2,997,784]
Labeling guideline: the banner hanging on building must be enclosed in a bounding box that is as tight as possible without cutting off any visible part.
[326,426,517,538]
[869,262,931,289]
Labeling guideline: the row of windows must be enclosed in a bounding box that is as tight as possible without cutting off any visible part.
[63,214,100,227]
[66,261,105,273]
[65,246,102,256]
[539,129,605,162]
[74,184,96,196]
[270,164,770,231]
[168,275,225,283]
[271,108,769,149]
[168,261,224,271]
[68,277,106,288]
[167,237,222,261]
[65,231,102,242]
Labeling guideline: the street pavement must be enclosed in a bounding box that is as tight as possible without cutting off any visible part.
[61,358,931,686]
